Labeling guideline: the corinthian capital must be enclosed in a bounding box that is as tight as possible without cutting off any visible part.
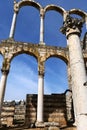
[60,15,84,37]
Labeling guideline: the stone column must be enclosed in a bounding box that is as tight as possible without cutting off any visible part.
[0,60,10,126]
[9,2,19,38]
[60,15,87,130]
[0,71,8,108]
[39,9,45,45]
[9,12,17,38]
[37,73,44,122]
[36,61,45,126]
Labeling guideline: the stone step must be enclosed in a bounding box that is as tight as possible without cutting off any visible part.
[0,127,77,130]
[61,126,77,130]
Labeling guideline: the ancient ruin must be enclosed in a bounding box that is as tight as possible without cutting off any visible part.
[0,0,87,130]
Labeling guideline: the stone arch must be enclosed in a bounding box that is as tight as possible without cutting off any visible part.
[44,56,68,94]
[44,54,68,92]
[0,43,39,65]
[44,5,66,16]
[15,0,42,12]
[13,0,42,42]
[45,53,68,64]
[10,50,38,64]
[69,9,87,19]
[5,53,38,100]
[43,6,66,46]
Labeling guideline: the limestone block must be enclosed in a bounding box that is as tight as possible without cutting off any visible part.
[48,126,60,130]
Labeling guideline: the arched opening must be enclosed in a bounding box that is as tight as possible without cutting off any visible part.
[14,6,40,43]
[44,10,67,47]
[4,54,38,126]
[5,54,38,100]
[45,57,68,94]
[0,0,13,40]
[44,57,71,126]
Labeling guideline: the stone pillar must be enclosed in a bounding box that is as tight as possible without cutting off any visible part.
[9,12,17,38]
[9,2,19,38]
[39,9,45,45]
[0,71,8,109]
[37,73,44,122]
[36,61,45,126]
[60,15,87,130]
[0,61,10,126]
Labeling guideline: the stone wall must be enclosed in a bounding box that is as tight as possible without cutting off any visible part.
[44,94,67,126]
[1,101,15,127]
[14,100,25,124]
[25,93,74,127]
[25,94,37,127]
[1,100,25,127]
[1,92,74,127]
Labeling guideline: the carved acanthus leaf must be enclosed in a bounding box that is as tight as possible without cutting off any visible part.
[60,15,84,35]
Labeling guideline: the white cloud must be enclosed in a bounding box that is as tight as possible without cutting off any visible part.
[0,53,68,101]
[4,55,38,100]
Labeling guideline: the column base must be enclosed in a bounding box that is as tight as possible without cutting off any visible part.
[73,122,77,127]
[77,114,87,130]
[39,42,45,45]
[35,121,60,129]
[35,121,45,128]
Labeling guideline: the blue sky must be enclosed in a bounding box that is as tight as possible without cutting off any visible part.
[0,0,86,100]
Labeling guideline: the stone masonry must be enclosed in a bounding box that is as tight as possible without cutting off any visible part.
[0,1,87,130]
[1,100,25,127]
[1,92,74,128]
[25,93,74,128]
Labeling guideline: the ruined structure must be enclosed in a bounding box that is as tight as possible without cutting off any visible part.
[0,0,87,130]
[25,92,74,128]
[1,92,73,129]
[1,100,25,127]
